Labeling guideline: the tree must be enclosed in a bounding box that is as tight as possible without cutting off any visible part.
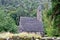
[1,0,40,25]
[43,0,60,37]
[0,8,17,33]
[51,0,60,36]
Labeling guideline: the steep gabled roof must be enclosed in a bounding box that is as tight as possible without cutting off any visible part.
[19,17,44,34]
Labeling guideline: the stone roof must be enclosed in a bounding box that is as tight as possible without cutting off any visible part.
[19,17,44,35]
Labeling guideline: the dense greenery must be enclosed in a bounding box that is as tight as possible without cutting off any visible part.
[0,0,40,25]
[52,0,60,36]
[0,0,40,33]
[42,9,54,36]
[0,8,17,33]
[42,0,60,37]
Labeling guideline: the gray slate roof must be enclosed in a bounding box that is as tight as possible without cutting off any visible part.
[19,17,44,33]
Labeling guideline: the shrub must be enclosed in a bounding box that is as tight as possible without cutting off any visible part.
[0,9,18,33]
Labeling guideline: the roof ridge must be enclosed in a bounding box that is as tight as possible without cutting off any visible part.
[20,17,37,18]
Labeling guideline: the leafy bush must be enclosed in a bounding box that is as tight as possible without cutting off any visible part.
[52,0,60,36]
[0,9,17,33]
[42,9,55,36]
[42,0,60,36]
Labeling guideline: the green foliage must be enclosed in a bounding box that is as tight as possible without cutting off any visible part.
[0,9,17,33]
[42,9,55,36]
[0,0,40,25]
[43,0,60,37]
[52,0,60,36]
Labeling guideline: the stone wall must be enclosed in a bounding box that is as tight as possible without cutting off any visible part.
[0,37,60,40]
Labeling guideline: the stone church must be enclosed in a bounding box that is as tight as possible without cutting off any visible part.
[19,5,44,36]
[19,0,51,36]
